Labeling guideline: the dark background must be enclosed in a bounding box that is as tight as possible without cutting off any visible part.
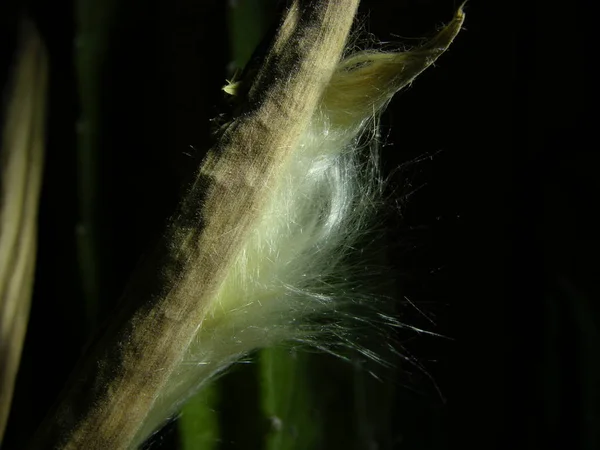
[1,0,597,449]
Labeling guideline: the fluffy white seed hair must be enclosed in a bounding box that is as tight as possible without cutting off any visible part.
[133,7,465,446]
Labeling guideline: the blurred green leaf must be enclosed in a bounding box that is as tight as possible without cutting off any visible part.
[227,0,276,69]
[261,348,320,450]
[179,384,220,450]
[75,0,119,331]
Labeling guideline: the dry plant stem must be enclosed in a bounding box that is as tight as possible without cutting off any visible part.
[30,1,360,449]
[0,20,47,443]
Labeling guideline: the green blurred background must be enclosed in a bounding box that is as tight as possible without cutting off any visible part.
[0,0,597,449]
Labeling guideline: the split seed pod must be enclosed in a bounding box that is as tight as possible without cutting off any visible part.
[30,1,465,449]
